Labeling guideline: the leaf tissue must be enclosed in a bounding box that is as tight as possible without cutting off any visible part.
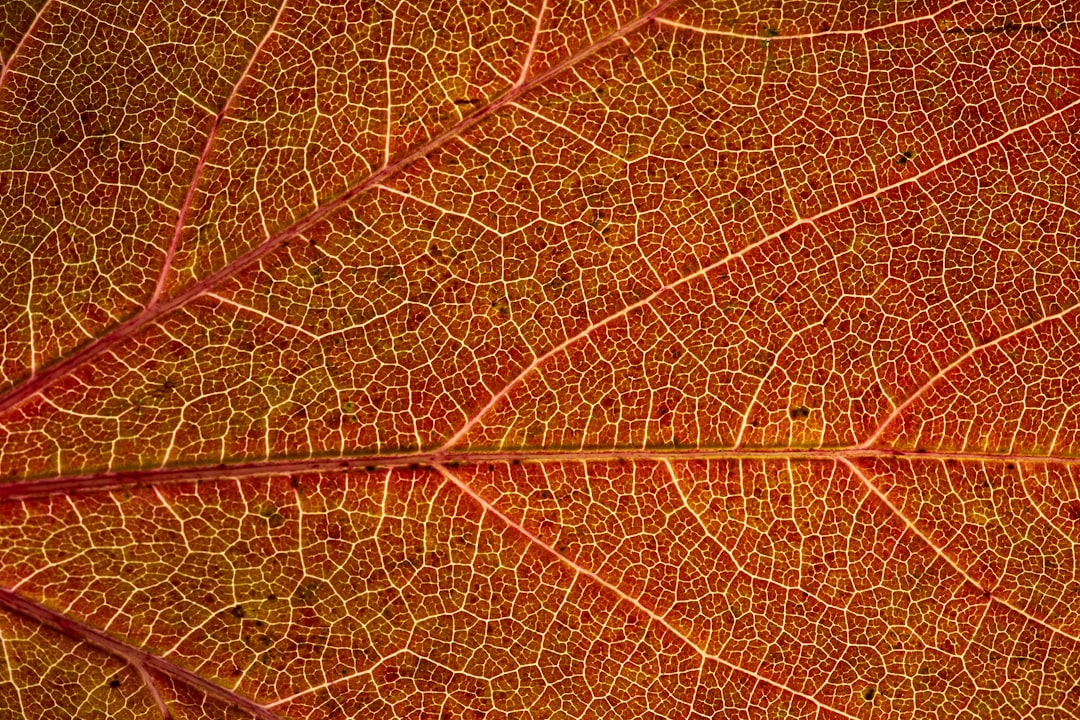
[0,0,1078,718]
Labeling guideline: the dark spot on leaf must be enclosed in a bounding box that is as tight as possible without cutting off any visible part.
[231,605,246,619]
[789,406,810,419]
[150,377,178,397]
[453,98,480,105]
[863,687,876,701]
[376,265,401,285]
[108,678,121,689]
[293,579,324,604]
[897,149,915,165]
[763,27,779,37]
[52,132,68,148]
[259,505,285,528]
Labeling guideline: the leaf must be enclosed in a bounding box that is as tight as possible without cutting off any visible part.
[0,0,1078,718]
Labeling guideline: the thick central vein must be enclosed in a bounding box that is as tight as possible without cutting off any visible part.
[3,445,1077,501]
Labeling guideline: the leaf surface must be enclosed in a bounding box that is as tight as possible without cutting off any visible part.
[1,0,1079,718]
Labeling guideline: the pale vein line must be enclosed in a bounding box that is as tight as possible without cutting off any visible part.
[841,458,1080,645]
[159,606,224,661]
[294,483,308,577]
[1048,320,1080,455]
[517,0,549,86]
[152,487,191,552]
[1049,398,1080,456]
[732,326,804,448]
[510,100,628,161]
[0,0,54,91]
[0,588,285,720]
[0,0,679,418]
[7,546,86,595]
[442,94,1080,451]
[26,255,36,377]
[1015,463,1075,547]
[861,299,1080,447]
[0,622,26,719]
[659,458,852,618]
[376,183,504,238]
[656,0,966,41]
[439,238,765,451]
[148,0,290,307]
[382,1,399,168]
[203,292,320,340]
[134,662,173,720]
[100,589,135,634]
[433,463,862,720]
[265,647,411,707]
